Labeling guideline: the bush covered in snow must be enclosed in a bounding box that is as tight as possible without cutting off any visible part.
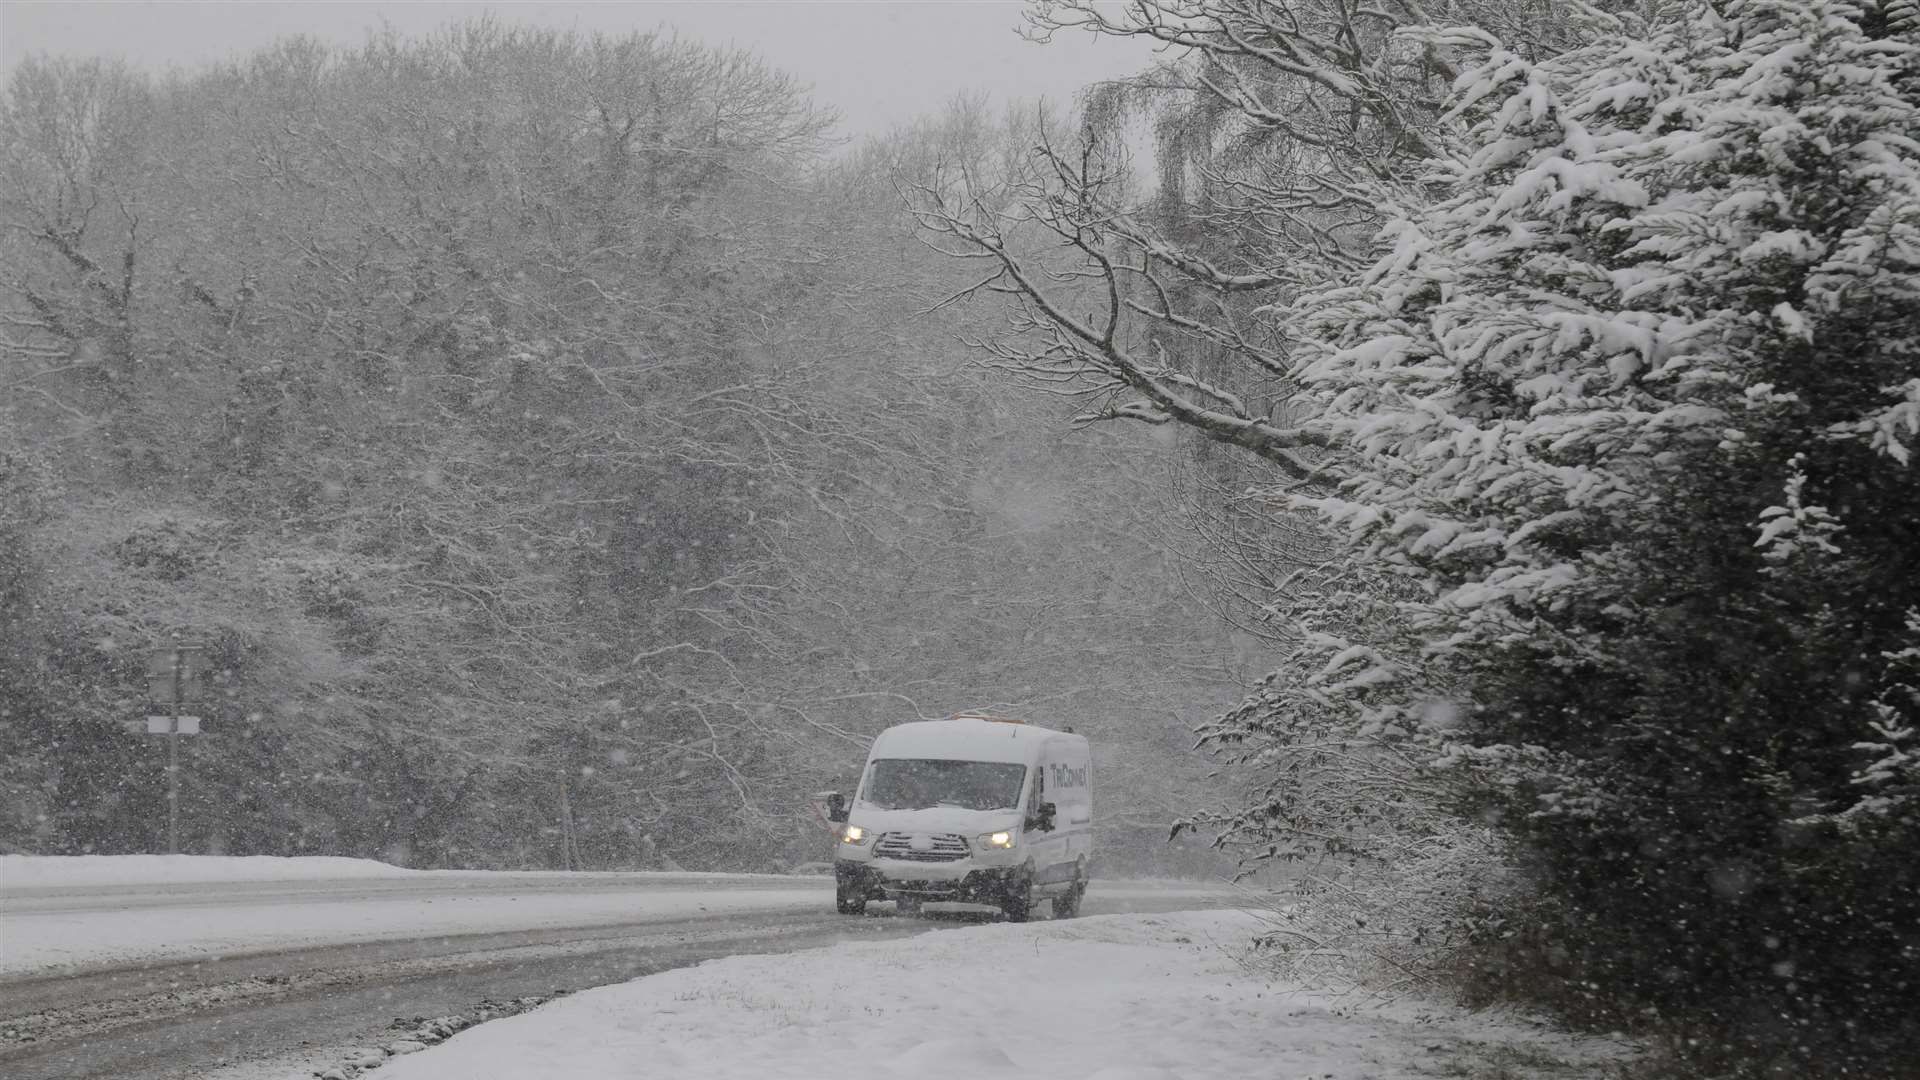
[1243,825,1542,1002]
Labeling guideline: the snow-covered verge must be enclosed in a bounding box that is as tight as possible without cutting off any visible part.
[0,882,831,976]
[0,855,834,976]
[373,910,1639,1080]
[0,853,819,890]
[0,854,421,888]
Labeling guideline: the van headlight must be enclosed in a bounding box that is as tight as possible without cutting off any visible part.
[977,830,1015,850]
[840,825,873,846]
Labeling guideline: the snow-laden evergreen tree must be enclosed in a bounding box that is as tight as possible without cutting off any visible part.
[1265,0,1920,1070]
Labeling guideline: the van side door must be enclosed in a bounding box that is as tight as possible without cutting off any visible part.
[1063,744,1092,875]
[1029,748,1074,886]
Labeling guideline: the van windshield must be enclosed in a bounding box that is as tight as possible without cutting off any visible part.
[862,759,1026,812]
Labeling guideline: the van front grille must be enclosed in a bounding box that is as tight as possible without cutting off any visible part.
[874,832,970,862]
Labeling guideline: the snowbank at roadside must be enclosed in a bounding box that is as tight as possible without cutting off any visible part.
[375,910,1637,1080]
[0,882,835,976]
[0,854,834,892]
[0,855,839,977]
[0,870,839,976]
[0,854,420,889]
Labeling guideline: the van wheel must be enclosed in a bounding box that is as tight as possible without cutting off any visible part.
[1053,882,1085,919]
[835,883,868,915]
[894,895,922,917]
[1002,879,1034,923]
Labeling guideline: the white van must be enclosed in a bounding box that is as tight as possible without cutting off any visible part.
[824,716,1092,921]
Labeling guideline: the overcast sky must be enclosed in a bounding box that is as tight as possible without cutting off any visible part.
[0,1,1165,139]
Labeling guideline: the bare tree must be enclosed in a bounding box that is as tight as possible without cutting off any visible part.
[909,0,1620,468]
[902,0,1619,870]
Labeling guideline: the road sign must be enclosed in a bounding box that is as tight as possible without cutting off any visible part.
[140,639,211,857]
[146,649,176,703]
[146,644,205,704]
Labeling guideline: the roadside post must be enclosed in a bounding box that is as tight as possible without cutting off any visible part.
[558,774,582,872]
[140,640,206,854]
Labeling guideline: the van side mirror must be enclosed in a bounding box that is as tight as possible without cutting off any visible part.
[1026,801,1057,833]
[822,792,849,824]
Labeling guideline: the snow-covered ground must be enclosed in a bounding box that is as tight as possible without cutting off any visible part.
[4,858,1635,1079]
[373,909,1636,1080]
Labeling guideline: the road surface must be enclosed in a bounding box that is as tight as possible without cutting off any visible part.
[0,873,1232,1080]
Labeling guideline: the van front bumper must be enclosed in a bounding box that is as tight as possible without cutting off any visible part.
[835,858,1028,904]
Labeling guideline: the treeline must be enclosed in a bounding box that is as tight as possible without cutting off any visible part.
[0,22,1246,871]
